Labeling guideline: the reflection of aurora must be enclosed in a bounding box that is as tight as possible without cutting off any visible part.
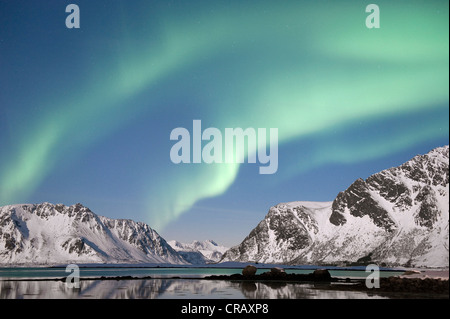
[0,1,448,231]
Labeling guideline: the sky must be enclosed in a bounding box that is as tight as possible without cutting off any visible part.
[0,0,448,247]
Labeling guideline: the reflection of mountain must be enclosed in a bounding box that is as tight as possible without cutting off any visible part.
[160,279,240,298]
[78,279,173,299]
[0,279,240,299]
[237,281,387,299]
[0,279,174,299]
[222,146,449,267]
[0,279,389,299]
[0,203,186,265]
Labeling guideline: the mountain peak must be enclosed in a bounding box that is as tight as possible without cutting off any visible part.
[0,203,187,265]
[206,240,218,246]
[168,239,229,264]
[222,145,449,267]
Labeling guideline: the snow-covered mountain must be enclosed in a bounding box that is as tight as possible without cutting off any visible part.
[222,146,449,268]
[0,203,187,265]
[168,240,229,264]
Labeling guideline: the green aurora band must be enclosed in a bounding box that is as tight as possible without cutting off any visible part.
[1,1,448,230]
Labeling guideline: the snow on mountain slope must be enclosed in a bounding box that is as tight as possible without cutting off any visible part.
[0,203,187,265]
[222,145,449,267]
[168,240,229,264]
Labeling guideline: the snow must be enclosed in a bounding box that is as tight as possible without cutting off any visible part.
[167,239,229,263]
[222,145,449,268]
[2,146,448,268]
[0,203,188,266]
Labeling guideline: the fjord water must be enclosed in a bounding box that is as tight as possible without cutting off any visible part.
[0,267,403,280]
[1,278,389,299]
[0,267,410,299]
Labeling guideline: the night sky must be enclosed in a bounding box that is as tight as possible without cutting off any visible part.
[0,0,448,246]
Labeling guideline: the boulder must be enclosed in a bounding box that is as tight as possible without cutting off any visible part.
[312,269,332,281]
[242,265,257,277]
[270,267,285,274]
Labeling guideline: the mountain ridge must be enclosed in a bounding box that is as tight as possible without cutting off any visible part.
[1,146,448,267]
[168,239,229,264]
[0,202,187,265]
[221,145,449,268]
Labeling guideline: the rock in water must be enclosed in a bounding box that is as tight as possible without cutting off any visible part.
[242,265,257,276]
[270,267,285,274]
[312,269,331,281]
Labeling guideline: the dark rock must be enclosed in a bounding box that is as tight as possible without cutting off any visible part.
[378,276,449,294]
[4,238,16,250]
[242,265,257,277]
[268,207,311,250]
[333,178,397,232]
[329,193,347,226]
[270,267,285,274]
[414,186,440,228]
[259,267,288,279]
[312,269,332,281]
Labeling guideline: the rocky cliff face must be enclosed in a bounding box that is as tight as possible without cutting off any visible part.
[0,203,186,265]
[222,146,449,267]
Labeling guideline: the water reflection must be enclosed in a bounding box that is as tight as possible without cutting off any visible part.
[0,278,393,299]
[237,281,385,299]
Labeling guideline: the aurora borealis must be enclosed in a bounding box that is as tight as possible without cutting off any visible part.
[0,1,448,246]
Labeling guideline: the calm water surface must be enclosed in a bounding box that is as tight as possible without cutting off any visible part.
[0,266,403,280]
[0,267,411,299]
[1,278,396,299]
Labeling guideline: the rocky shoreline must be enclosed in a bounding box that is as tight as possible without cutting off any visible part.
[205,267,337,282]
[203,266,449,296]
